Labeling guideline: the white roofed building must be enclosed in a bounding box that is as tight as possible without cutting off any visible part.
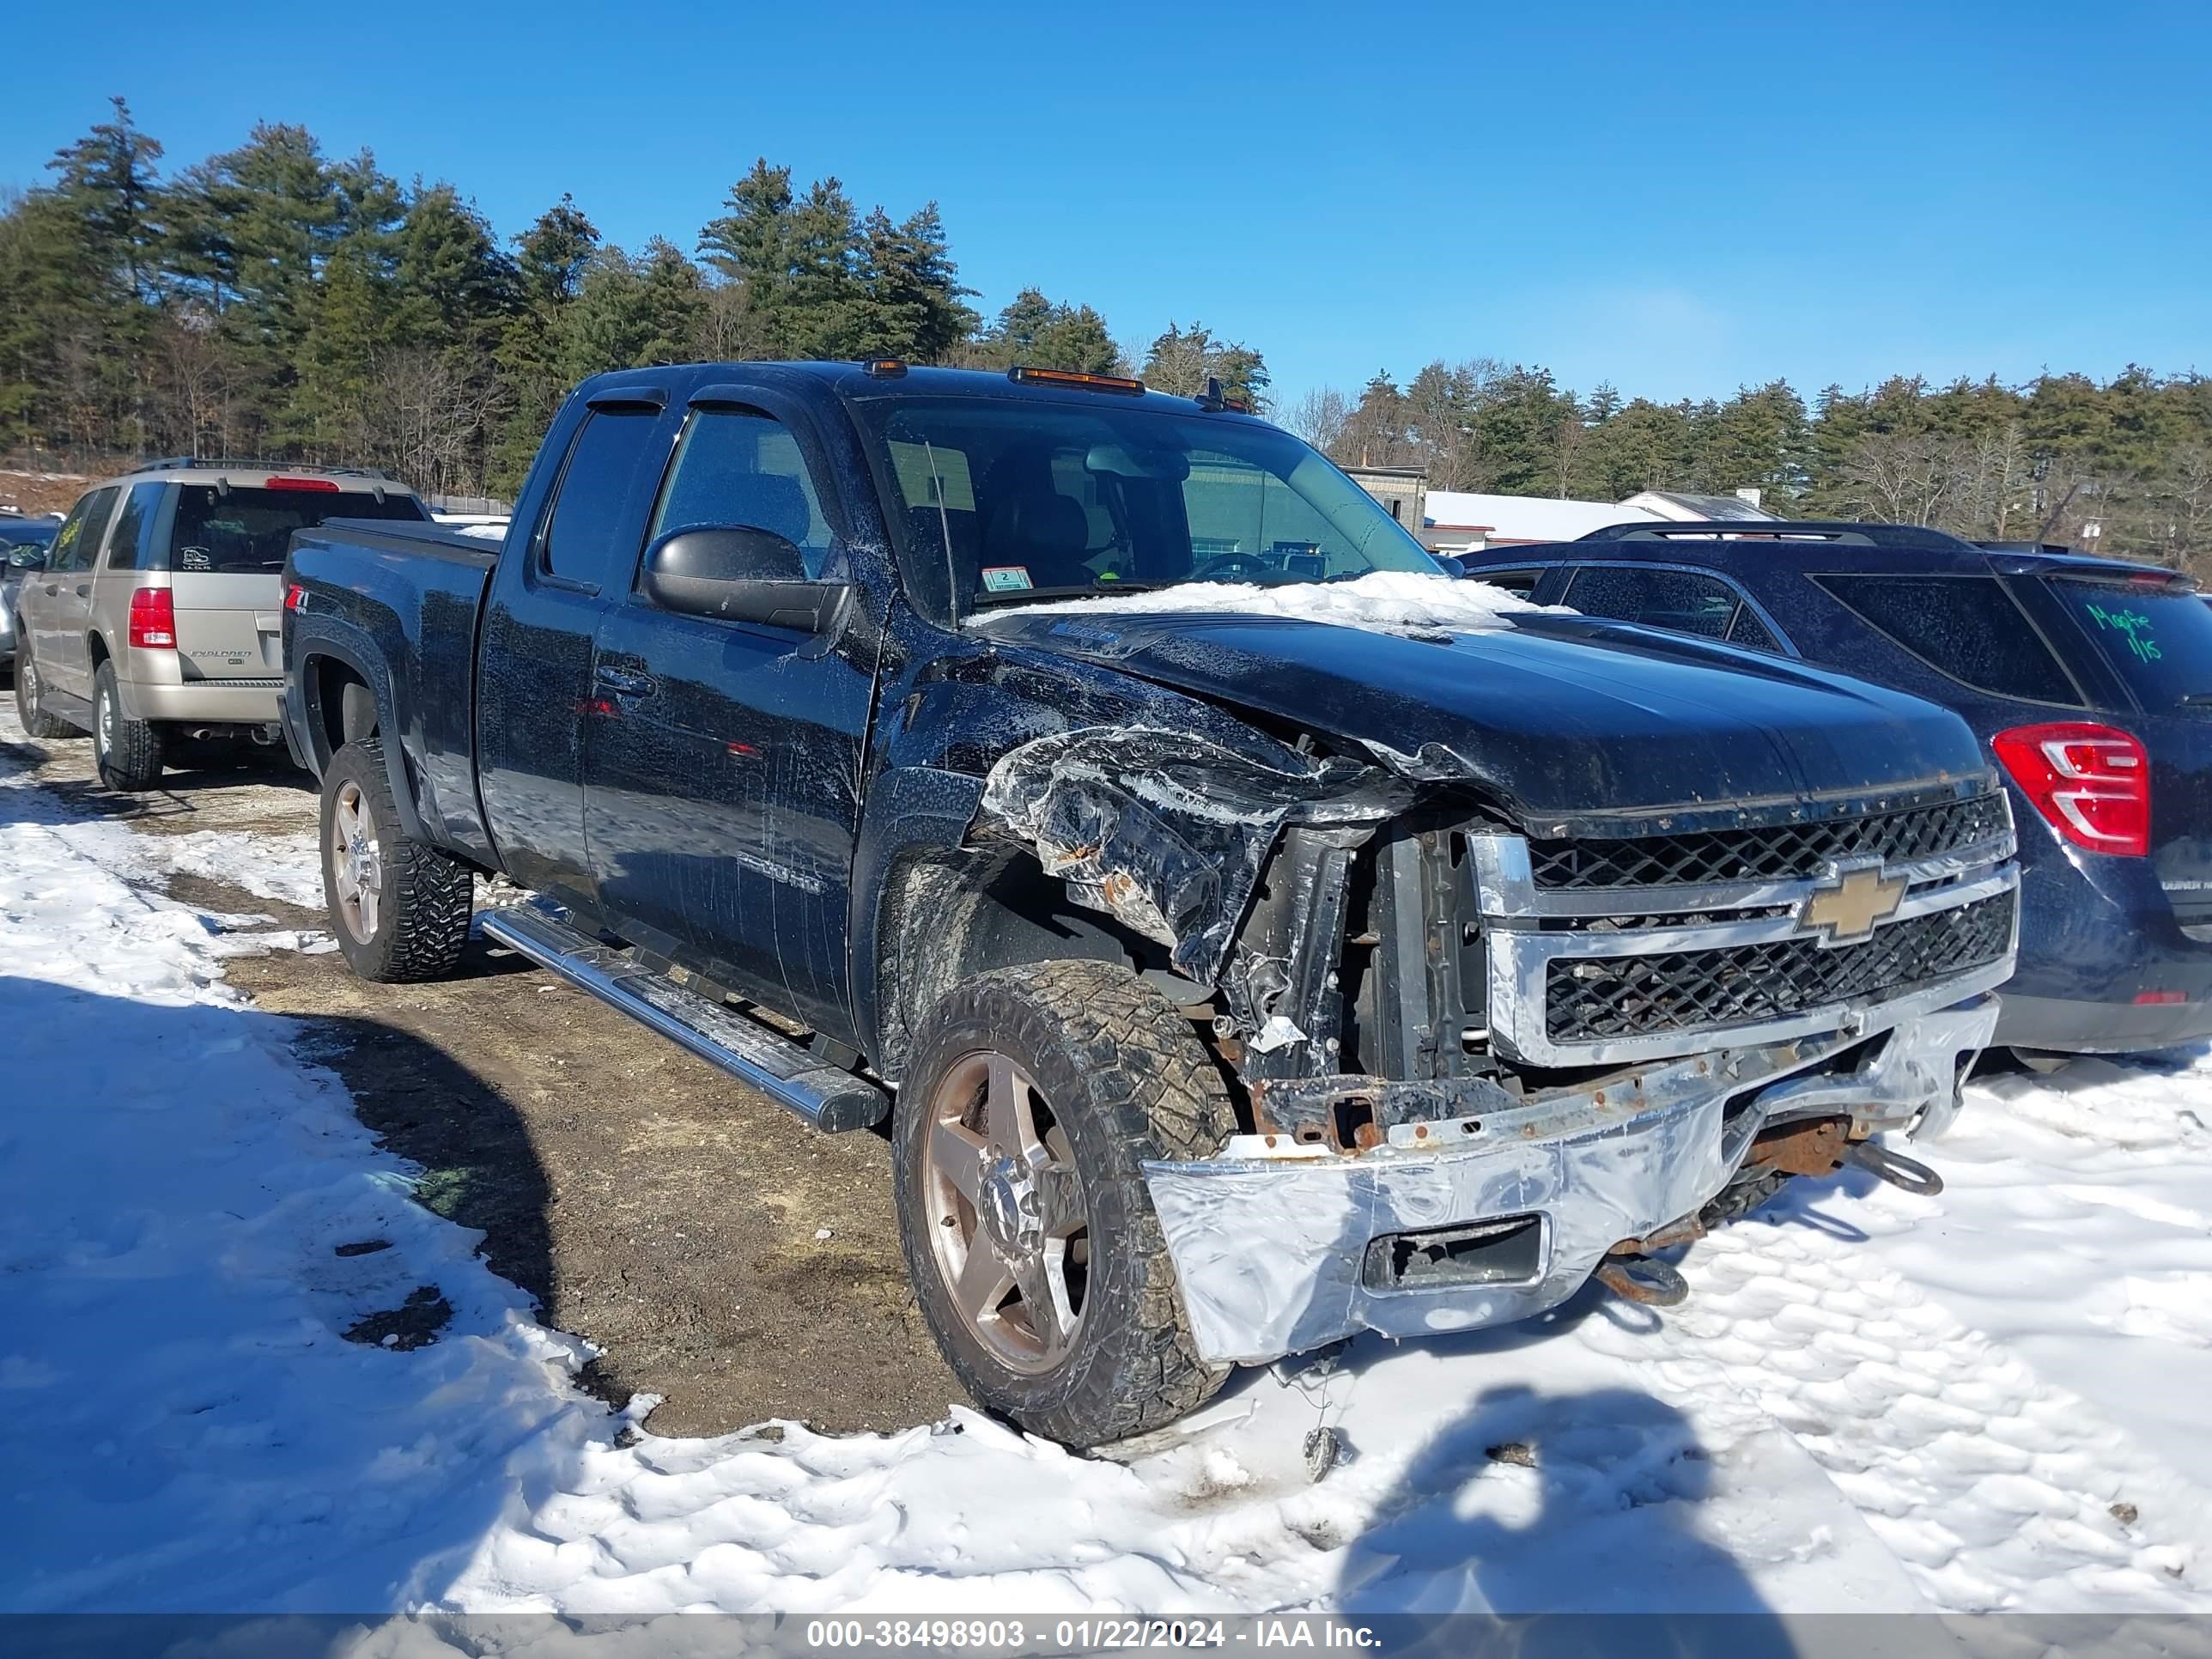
[1418,491,1661,550]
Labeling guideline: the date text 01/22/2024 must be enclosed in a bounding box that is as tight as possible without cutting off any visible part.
[799,1619,1386,1650]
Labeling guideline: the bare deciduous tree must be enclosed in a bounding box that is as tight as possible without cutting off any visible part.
[1836,432,1958,525]
[1282,385,1348,453]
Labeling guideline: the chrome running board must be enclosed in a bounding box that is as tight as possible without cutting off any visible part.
[480,902,888,1133]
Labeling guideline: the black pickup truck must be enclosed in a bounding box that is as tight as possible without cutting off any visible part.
[283,362,2021,1445]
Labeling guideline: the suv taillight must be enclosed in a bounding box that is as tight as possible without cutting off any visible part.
[128,586,177,650]
[1991,721,2148,857]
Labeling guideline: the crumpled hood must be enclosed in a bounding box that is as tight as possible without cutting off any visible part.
[973,605,1990,829]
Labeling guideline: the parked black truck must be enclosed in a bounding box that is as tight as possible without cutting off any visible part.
[282,362,2021,1445]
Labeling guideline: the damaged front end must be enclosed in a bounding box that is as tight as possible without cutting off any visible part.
[974,723,2020,1368]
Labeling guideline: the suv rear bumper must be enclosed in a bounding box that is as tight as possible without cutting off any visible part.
[119,675,284,727]
[1996,992,2212,1054]
[2005,848,2212,1053]
[1145,993,1998,1367]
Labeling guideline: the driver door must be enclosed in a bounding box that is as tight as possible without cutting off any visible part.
[584,389,877,1036]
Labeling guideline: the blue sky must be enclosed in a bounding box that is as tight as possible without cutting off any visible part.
[4,0,2204,408]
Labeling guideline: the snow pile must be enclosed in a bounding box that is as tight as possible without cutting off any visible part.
[131,824,327,910]
[975,569,1545,635]
[5,700,2212,1616]
[455,523,507,543]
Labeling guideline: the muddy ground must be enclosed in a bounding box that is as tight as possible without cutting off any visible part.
[8,715,967,1435]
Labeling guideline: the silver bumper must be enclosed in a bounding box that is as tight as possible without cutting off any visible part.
[1145,993,2000,1367]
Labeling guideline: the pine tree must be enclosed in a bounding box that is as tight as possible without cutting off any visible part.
[1141,322,1269,410]
[490,196,604,493]
[979,288,1121,374]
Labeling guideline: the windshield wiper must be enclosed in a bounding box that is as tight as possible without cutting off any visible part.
[969,580,1164,606]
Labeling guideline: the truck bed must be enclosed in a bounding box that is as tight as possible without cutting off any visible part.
[283,519,501,862]
[307,517,503,566]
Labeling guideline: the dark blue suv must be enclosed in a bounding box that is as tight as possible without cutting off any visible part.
[1455,521,2212,1055]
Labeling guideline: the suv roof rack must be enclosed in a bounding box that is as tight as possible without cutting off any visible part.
[137,456,394,480]
[1579,520,1978,552]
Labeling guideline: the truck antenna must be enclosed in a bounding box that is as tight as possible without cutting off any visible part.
[924,440,960,629]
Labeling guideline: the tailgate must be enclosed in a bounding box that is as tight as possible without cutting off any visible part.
[168,571,284,679]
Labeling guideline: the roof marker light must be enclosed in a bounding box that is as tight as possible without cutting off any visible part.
[1006,366,1146,395]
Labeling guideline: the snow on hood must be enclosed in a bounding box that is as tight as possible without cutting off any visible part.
[971,569,1550,635]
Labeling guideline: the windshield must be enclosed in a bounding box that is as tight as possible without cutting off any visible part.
[857,396,1443,618]
[168,484,427,574]
[2044,575,2212,713]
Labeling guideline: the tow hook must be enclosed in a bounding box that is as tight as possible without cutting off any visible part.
[1595,1255,1689,1307]
[1847,1139,1945,1197]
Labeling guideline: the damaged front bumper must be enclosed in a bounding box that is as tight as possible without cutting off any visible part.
[1143,992,1999,1367]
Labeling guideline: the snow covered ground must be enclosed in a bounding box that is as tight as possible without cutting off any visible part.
[3,704,2210,1618]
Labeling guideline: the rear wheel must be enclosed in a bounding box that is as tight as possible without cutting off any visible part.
[13,645,76,738]
[93,660,165,791]
[320,736,474,982]
[895,959,1235,1447]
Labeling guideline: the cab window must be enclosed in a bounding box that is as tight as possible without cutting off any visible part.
[535,409,666,588]
[648,407,837,579]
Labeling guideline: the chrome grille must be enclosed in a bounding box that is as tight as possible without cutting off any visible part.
[1545,892,2016,1043]
[1527,793,2011,890]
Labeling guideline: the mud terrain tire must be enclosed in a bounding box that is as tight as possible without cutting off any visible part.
[896,960,1235,1447]
[321,737,474,982]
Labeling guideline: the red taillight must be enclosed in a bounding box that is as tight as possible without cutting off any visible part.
[2135,990,2189,1006]
[263,475,341,492]
[1990,721,2149,857]
[128,586,177,650]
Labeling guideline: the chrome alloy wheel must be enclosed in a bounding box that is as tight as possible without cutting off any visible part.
[328,777,385,945]
[921,1050,1090,1373]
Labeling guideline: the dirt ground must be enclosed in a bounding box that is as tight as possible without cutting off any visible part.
[8,714,968,1437]
[0,467,88,520]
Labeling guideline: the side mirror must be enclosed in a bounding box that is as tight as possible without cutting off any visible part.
[6,546,48,572]
[640,526,851,635]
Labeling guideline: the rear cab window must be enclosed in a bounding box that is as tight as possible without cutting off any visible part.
[2041,575,2212,713]
[1812,573,2082,705]
[167,483,428,575]
[533,410,666,590]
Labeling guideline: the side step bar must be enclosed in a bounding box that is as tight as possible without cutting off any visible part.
[480,902,889,1133]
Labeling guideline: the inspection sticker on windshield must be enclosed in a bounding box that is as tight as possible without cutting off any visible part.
[981,565,1033,592]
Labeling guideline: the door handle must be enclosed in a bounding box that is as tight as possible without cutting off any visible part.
[75,584,90,598]
[594,665,657,698]
[42,583,58,596]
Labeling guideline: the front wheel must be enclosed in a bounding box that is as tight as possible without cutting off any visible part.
[895,959,1235,1447]
[93,660,165,791]
[320,736,474,982]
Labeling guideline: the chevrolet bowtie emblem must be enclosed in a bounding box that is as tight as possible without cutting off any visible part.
[1797,864,1907,943]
